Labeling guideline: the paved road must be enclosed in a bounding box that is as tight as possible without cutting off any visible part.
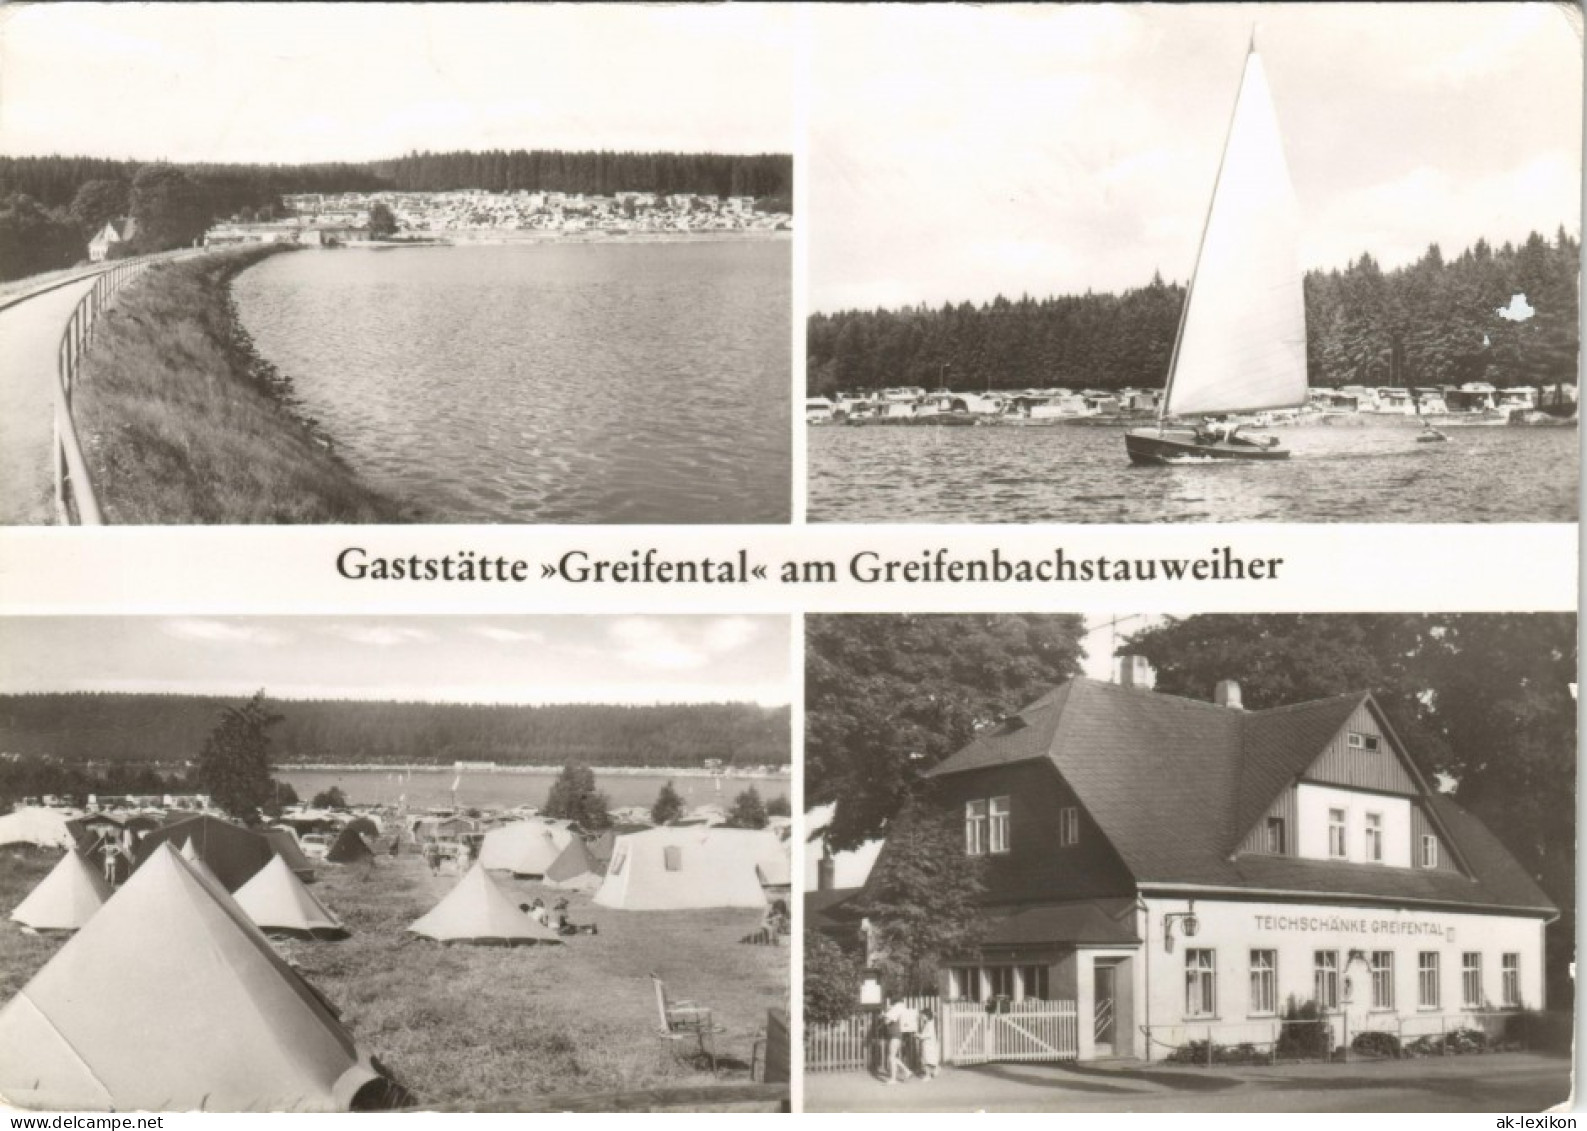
[0,274,105,524]
[806,1052,1573,1113]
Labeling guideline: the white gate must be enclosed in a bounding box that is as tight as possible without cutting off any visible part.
[943,1000,1079,1064]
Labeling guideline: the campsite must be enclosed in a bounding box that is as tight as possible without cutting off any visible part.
[0,817,789,1110]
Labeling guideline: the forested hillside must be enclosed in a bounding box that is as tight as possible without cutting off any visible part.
[0,149,793,281]
[0,693,790,769]
[807,230,1579,396]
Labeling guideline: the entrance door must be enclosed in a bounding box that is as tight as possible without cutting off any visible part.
[1093,960,1117,1056]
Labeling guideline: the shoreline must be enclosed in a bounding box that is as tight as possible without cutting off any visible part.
[359,228,790,249]
[74,246,408,523]
[281,763,790,779]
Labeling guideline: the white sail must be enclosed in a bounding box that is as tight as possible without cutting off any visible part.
[1164,48,1307,418]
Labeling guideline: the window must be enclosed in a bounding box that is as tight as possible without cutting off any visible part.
[1328,809,1348,859]
[1370,951,1394,1010]
[1019,965,1049,1002]
[989,796,1011,854]
[1418,952,1441,1009]
[965,800,987,856]
[1185,949,1216,1017]
[1347,732,1381,752]
[1462,953,1483,1008]
[1265,816,1286,854]
[1365,813,1383,862]
[949,966,982,1003]
[663,845,682,872]
[986,966,1015,1000]
[1314,950,1340,1010]
[1420,834,1439,869]
[1059,806,1080,847]
[1501,954,1520,1008]
[1249,950,1277,1016]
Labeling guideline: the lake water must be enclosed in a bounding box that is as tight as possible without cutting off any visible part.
[808,421,1579,523]
[280,767,789,813]
[234,240,790,523]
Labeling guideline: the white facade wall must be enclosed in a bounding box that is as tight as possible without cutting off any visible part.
[1296,783,1411,867]
[1137,895,1546,1058]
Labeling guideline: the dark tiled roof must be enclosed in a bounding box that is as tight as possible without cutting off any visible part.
[806,887,865,931]
[979,898,1140,947]
[926,678,1555,916]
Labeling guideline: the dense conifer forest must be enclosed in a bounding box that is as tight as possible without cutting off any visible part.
[0,693,790,770]
[0,149,793,281]
[808,230,1579,396]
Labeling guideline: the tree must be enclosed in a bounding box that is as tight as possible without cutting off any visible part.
[858,802,986,995]
[268,779,300,812]
[543,763,612,830]
[367,201,398,239]
[651,780,684,825]
[195,690,282,824]
[0,193,81,281]
[805,929,864,1023]
[727,786,768,829]
[766,793,791,818]
[312,785,349,810]
[68,179,129,236]
[129,164,211,251]
[807,614,1086,850]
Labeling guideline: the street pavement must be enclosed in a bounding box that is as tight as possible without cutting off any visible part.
[805,1051,1573,1113]
[0,273,105,524]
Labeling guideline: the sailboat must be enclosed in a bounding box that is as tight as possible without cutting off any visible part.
[1125,37,1307,465]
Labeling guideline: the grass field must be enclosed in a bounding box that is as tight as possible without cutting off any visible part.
[0,843,788,1108]
[72,246,408,523]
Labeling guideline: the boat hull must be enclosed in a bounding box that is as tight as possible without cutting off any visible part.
[1124,428,1289,465]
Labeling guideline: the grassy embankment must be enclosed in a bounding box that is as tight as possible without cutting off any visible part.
[0,842,786,1108]
[73,246,408,523]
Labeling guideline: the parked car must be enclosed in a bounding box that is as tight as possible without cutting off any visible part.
[300,833,332,861]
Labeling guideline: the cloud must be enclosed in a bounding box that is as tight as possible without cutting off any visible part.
[159,619,289,646]
[472,626,547,645]
[702,617,762,654]
[607,618,709,672]
[322,625,434,647]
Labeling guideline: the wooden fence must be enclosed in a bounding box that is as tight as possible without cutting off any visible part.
[806,997,1079,1073]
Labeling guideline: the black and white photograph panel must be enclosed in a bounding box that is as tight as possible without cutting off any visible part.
[0,616,792,1111]
[805,4,1581,523]
[0,4,792,525]
[803,614,1574,1112]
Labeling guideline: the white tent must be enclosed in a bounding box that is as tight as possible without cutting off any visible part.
[407,862,562,945]
[233,855,347,940]
[477,819,573,876]
[0,845,395,1111]
[0,807,77,850]
[594,827,787,911]
[9,850,110,932]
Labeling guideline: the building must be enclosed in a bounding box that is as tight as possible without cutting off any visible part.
[87,217,137,262]
[852,671,1555,1061]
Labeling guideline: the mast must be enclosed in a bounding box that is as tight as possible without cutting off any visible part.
[1158,33,1261,428]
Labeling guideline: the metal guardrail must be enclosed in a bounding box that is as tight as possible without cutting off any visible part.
[51,251,195,525]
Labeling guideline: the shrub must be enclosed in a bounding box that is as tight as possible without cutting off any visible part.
[1275,996,1332,1061]
[1351,1030,1401,1059]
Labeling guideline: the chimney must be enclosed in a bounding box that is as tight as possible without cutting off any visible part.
[1214,680,1244,710]
[1114,655,1157,690]
[817,852,835,892]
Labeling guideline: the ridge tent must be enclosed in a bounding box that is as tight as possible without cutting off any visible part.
[542,837,603,891]
[134,814,274,892]
[326,827,375,865]
[264,828,317,882]
[0,808,77,850]
[9,849,110,932]
[477,820,572,877]
[233,856,347,940]
[588,829,618,869]
[407,862,562,946]
[0,846,406,1111]
[594,827,788,911]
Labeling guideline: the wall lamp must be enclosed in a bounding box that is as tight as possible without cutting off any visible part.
[1162,900,1199,952]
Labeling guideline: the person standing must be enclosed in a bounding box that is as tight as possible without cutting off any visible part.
[919,1007,941,1081]
[882,997,912,1083]
[898,998,921,1077]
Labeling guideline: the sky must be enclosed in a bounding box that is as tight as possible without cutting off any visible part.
[0,4,793,162]
[0,616,791,707]
[811,3,1582,311]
